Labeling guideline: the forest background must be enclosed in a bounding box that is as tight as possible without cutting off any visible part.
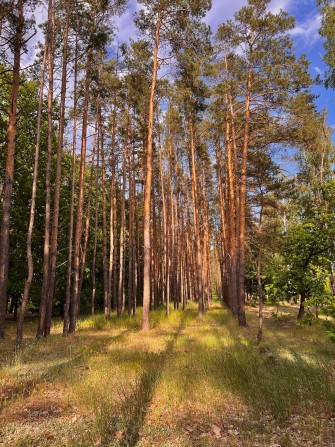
[2,1,335,446]
[1,0,335,343]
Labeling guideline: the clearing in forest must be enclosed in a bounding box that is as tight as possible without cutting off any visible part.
[0,303,335,447]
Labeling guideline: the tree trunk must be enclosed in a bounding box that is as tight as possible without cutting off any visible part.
[117,130,127,317]
[167,139,176,311]
[237,60,252,328]
[63,28,78,335]
[188,117,204,316]
[91,132,100,316]
[142,13,161,331]
[45,1,70,336]
[77,123,98,310]
[108,94,117,313]
[128,133,135,316]
[0,0,24,338]
[297,292,306,320]
[70,42,93,333]
[152,190,159,309]
[37,0,54,338]
[100,123,109,318]
[225,117,238,314]
[16,42,48,345]
[158,140,167,313]
[257,207,264,344]
[203,197,211,309]
[215,137,228,305]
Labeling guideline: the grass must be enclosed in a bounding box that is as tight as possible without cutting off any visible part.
[0,301,335,446]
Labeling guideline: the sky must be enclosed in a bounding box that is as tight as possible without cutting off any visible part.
[209,0,332,121]
[112,0,333,127]
[23,0,332,127]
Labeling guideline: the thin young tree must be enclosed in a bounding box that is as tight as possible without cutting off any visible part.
[16,42,48,344]
[64,23,79,335]
[44,0,71,336]
[37,0,55,338]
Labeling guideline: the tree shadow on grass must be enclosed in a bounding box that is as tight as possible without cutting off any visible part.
[0,330,130,418]
[100,322,185,447]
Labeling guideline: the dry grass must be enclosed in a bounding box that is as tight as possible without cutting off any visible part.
[1,301,335,447]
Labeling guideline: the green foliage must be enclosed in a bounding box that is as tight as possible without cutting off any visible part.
[0,63,107,315]
[135,0,211,54]
[261,213,335,308]
[0,65,47,303]
[296,311,318,327]
[215,0,312,113]
[318,0,335,88]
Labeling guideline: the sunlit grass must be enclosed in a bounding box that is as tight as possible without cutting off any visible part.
[1,302,335,446]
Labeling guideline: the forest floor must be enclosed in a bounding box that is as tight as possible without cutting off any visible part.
[0,302,335,447]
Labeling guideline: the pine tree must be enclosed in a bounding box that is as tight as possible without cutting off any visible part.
[135,0,211,330]
[0,0,29,338]
[214,0,312,326]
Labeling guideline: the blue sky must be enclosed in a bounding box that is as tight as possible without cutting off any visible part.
[23,0,332,128]
[113,0,333,127]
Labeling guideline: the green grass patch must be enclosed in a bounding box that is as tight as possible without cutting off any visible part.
[1,303,335,446]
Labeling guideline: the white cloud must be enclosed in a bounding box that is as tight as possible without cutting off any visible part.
[21,4,47,69]
[205,0,246,33]
[205,0,294,35]
[290,13,321,47]
[269,0,293,14]
[20,0,319,68]
[205,0,320,50]
[114,0,139,44]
